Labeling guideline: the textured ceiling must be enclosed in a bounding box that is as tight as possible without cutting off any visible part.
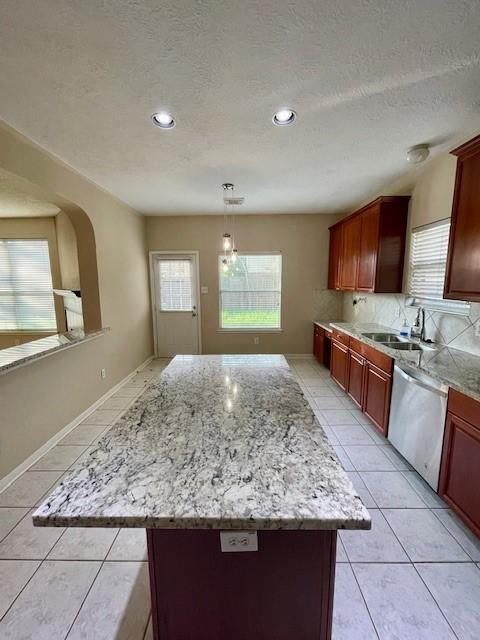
[0,0,479,215]
[0,169,60,218]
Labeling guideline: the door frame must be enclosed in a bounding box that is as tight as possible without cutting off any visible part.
[149,250,202,357]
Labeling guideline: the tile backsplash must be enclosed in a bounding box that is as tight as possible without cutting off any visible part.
[342,293,480,357]
[313,289,343,322]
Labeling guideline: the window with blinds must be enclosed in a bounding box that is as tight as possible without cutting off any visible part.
[219,253,282,329]
[159,259,193,311]
[0,239,57,331]
[407,219,469,314]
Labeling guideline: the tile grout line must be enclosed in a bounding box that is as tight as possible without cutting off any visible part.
[0,557,45,623]
[63,560,105,640]
[62,528,123,639]
[348,561,381,640]
[411,562,461,640]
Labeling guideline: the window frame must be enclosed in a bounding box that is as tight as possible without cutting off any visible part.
[405,219,470,315]
[0,237,58,332]
[217,251,283,333]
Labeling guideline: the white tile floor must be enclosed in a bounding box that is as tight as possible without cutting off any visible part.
[291,357,480,640]
[0,356,479,639]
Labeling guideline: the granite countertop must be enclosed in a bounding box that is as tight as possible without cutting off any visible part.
[33,354,371,531]
[316,320,480,402]
[0,328,108,375]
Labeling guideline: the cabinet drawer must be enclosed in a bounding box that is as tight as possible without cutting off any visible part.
[364,345,393,374]
[332,329,350,347]
[348,337,393,374]
[448,389,480,428]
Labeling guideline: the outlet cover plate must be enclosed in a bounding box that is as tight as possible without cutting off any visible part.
[220,531,258,552]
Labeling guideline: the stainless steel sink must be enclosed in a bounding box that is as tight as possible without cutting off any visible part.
[381,342,422,351]
[361,332,401,342]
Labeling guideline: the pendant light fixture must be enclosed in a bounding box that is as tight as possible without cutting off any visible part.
[221,183,243,270]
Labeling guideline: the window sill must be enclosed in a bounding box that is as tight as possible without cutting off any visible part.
[0,328,109,376]
[217,328,283,333]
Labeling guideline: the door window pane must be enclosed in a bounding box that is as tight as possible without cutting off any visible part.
[159,260,193,311]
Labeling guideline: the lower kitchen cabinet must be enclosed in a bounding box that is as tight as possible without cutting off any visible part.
[329,329,393,435]
[313,324,331,368]
[363,362,392,436]
[331,340,349,391]
[347,349,365,409]
[439,390,480,537]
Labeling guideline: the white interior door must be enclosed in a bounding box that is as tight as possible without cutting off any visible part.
[153,254,200,357]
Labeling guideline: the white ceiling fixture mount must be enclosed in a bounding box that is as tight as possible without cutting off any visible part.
[151,111,176,129]
[406,144,430,164]
[272,109,297,126]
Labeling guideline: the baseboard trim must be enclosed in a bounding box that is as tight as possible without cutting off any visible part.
[284,354,315,359]
[0,354,154,493]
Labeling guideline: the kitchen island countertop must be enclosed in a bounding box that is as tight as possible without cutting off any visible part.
[33,354,370,531]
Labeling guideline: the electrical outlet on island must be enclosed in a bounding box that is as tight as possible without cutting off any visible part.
[101,368,107,379]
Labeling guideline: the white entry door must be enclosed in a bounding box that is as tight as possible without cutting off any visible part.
[152,253,200,357]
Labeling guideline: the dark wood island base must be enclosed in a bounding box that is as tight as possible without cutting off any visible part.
[147,529,337,640]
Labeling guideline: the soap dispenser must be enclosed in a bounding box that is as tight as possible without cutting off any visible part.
[399,321,411,339]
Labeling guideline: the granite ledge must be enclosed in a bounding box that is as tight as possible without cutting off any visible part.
[325,321,480,403]
[0,328,109,376]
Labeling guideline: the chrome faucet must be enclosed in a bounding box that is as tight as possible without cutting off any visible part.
[411,307,426,341]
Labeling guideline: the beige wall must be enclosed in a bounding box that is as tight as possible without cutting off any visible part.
[147,214,340,355]
[0,216,65,346]
[0,122,153,480]
[55,210,81,290]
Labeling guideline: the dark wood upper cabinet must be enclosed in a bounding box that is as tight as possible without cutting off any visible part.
[340,216,361,290]
[439,389,480,537]
[357,205,380,291]
[328,225,343,290]
[444,134,480,302]
[328,196,409,293]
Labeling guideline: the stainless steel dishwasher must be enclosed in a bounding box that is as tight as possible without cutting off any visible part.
[388,363,448,490]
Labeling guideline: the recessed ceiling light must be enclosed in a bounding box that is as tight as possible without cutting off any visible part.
[272,109,297,126]
[151,111,176,129]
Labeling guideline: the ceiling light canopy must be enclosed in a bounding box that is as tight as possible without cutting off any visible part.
[272,109,297,126]
[406,144,430,164]
[151,111,176,129]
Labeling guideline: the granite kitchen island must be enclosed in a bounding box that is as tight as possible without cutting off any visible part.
[34,354,370,640]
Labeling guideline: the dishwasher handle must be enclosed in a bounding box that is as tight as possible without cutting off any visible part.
[394,365,448,397]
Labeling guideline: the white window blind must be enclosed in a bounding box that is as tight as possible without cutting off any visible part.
[219,253,282,329]
[407,219,470,314]
[159,259,193,311]
[0,239,57,331]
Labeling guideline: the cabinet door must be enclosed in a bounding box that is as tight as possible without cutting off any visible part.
[347,350,365,409]
[328,226,343,290]
[363,362,392,435]
[340,216,361,291]
[439,412,480,537]
[357,206,379,291]
[444,140,480,302]
[313,326,324,362]
[330,340,349,391]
